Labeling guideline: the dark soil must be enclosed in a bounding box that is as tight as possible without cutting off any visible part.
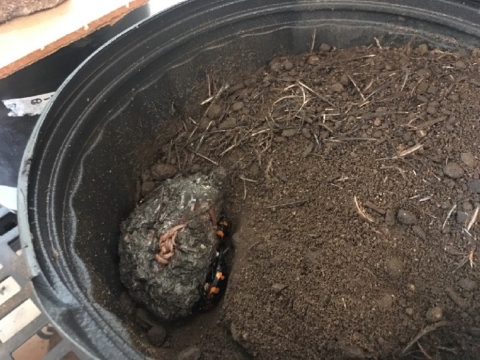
[122,42,480,359]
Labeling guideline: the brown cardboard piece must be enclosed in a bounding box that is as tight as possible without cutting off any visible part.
[0,0,68,24]
[0,0,148,80]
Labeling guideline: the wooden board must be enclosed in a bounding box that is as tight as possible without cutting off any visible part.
[0,0,148,80]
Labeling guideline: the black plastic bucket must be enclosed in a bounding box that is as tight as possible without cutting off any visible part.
[17,1,480,358]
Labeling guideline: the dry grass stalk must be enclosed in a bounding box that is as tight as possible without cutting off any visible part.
[318,122,334,133]
[220,130,252,157]
[293,86,310,118]
[363,79,374,92]
[239,176,258,183]
[466,206,479,231]
[364,201,386,215]
[400,70,409,91]
[272,94,300,107]
[417,341,432,360]
[468,248,475,268]
[188,149,218,166]
[354,196,375,222]
[402,321,451,354]
[452,246,476,272]
[398,143,423,157]
[241,177,247,200]
[412,116,447,130]
[310,28,316,52]
[335,137,378,142]
[266,198,311,209]
[202,83,229,116]
[347,74,366,101]
[443,204,457,229]
[296,80,334,106]
[265,158,274,181]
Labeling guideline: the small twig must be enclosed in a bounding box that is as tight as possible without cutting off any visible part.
[417,341,432,360]
[195,121,213,152]
[409,116,447,130]
[293,86,309,118]
[380,165,407,180]
[398,144,423,157]
[451,245,476,272]
[185,124,198,144]
[347,74,366,101]
[463,228,473,237]
[296,80,334,106]
[201,95,214,106]
[436,346,458,355]
[443,204,457,229]
[248,241,260,251]
[335,175,350,182]
[453,256,470,273]
[251,128,270,136]
[324,137,378,142]
[468,248,475,268]
[202,83,229,115]
[242,177,247,200]
[466,206,479,231]
[175,143,182,171]
[239,175,258,183]
[365,75,402,100]
[402,321,451,354]
[319,113,341,122]
[401,70,409,91]
[239,175,257,201]
[374,37,383,50]
[354,196,375,222]
[266,198,311,209]
[364,201,386,215]
[265,158,274,181]
[446,287,469,309]
[220,130,251,157]
[187,149,219,166]
[272,94,301,107]
[363,79,374,92]
[318,122,334,133]
[359,111,408,121]
[319,54,376,69]
[310,28,316,52]
[207,74,211,97]
[189,120,214,164]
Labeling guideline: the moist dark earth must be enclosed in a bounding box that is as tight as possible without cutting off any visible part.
[119,42,480,359]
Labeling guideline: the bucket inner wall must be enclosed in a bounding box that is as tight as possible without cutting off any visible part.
[20,1,480,358]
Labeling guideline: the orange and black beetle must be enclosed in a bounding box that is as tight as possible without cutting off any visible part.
[192,251,228,313]
[193,215,231,313]
[216,214,232,241]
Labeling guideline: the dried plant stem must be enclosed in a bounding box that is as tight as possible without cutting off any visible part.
[347,74,366,101]
[354,196,375,222]
[296,80,334,106]
[266,198,311,209]
[398,144,423,157]
[402,321,450,354]
[443,204,457,229]
[202,83,229,115]
[466,206,479,231]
